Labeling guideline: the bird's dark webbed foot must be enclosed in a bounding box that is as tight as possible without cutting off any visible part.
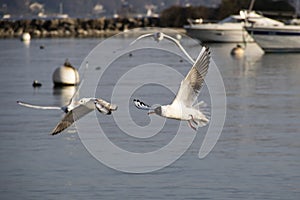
[188,115,198,131]
[189,115,198,125]
[188,120,197,131]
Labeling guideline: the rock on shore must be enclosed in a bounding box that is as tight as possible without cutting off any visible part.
[0,17,161,38]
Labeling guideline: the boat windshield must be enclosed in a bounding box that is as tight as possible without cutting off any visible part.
[219,16,243,23]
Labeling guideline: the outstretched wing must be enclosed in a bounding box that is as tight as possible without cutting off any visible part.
[67,62,89,107]
[129,33,155,46]
[68,79,85,106]
[51,111,75,135]
[163,34,195,64]
[133,99,151,110]
[17,101,61,110]
[130,32,195,64]
[172,46,210,107]
[51,101,94,135]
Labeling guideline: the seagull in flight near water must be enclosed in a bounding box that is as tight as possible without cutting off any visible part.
[129,32,195,64]
[133,46,210,130]
[17,88,117,135]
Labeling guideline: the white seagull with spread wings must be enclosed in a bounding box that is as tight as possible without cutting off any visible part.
[134,46,210,130]
[17,93,117,135]
[129,32,195,64]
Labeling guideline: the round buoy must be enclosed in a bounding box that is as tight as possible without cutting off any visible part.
[52,59,80,86]
[21,33,31,42]
[176,34,182,40]
[231,44,244,58]
[32,80,42,87]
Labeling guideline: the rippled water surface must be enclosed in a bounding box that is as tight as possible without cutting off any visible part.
[0,37,299,200]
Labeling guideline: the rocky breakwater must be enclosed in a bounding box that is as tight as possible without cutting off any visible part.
[0,17,160,38]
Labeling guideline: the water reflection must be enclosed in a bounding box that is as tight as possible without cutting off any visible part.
[22,40,30,48]
[1,39,299,200]
[52,86,76,106]
[235,54,263,77]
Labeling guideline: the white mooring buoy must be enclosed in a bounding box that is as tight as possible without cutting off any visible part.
[230,44,244,58]
[21,32,31,42]
[52,59,80,87]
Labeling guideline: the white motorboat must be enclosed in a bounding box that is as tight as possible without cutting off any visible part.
[245,25,300,53]
[184,10,283,43]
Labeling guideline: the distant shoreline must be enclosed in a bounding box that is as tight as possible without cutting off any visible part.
[0,17,185,38]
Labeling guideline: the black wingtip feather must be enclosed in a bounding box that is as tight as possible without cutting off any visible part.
[133,99,151,110]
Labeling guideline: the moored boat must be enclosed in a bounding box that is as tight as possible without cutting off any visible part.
[184,10,283,43]
[245,25,300,53]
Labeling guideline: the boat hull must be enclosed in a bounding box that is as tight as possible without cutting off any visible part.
[184,10,283,43]
[184,24,254,43]
[246,26,300,53]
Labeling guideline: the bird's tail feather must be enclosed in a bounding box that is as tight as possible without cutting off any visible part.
[193,101,210,127]
[197,117,209,127]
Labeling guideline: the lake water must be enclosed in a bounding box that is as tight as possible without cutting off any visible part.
[0,36,299,199]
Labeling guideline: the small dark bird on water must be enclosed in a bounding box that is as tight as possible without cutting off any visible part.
[32,80,42,87]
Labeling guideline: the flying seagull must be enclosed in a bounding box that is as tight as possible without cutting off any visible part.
[17,96,117,135]
[129,32,195,64]
[133,46,210,130]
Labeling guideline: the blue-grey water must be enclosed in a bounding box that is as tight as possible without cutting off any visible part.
[0,38,299,199]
